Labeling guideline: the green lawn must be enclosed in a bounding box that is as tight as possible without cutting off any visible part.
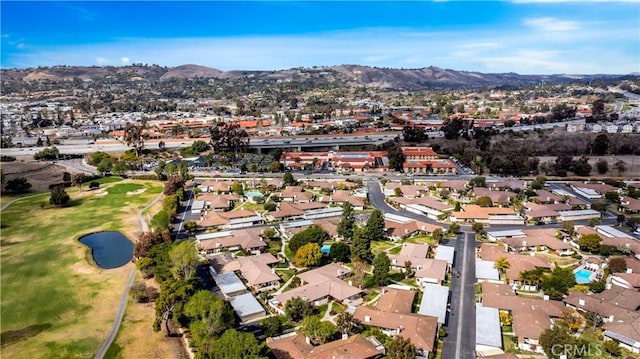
[404,234,437,246]
[0,180,163,359]
[503,334,518,352]
[370,240,396,254]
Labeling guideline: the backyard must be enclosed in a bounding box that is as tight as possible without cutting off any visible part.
[0,179,164,359]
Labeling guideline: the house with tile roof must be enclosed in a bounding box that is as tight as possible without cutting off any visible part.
[482,282,564,354]
[267,333,386,359]
[353,288,438,358]
[274,263,363,311]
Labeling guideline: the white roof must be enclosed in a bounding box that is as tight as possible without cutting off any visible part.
[229,293,266,318]
[488,215,525,220]
[486,229,525,238]
[384,213,412,223]
[476,304,502,348]
[196,231,233,241]
[558,209,601,216]
[191,200,205,210]
[279,220,314,229]
[476,259,500,281]
[595,225,634,239]
[405,204,443,217]
[551,189,576,197]
[434,246,455,265]
[213,271,246,295]
[418,284,449,324]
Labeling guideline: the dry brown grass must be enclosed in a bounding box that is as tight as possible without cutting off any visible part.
[109,276,184,359]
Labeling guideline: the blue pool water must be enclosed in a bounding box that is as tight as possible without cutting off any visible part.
[79,231,133,269]
[321,245,332,254]
[574,269,593,284]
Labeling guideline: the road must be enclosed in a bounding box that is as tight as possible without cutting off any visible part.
[442,231,476,359]
[366,180,476,356]
[94,190,163,359]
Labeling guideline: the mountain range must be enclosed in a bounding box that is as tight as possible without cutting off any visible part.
[1,64,633,90]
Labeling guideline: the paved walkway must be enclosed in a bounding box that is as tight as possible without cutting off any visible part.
[95,190,163,359]
[0,193,47,212]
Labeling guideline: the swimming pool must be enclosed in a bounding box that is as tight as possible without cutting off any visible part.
[574,269,593,284]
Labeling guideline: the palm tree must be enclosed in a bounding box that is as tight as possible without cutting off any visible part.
[518,268,544,290]
[494,256,511,280]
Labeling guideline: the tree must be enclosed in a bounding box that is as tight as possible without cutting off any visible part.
[595,159,608,174]
[372,252,391,286]
[609,257,627,273]
[387,335,416,359]
[432,228,444,244]
[471,222,484,233]
[329,242,351,263]
[603,339,622,357]
[4,177,31,193]
[592,134,609,155]
[541,267,576,300]
[123,122,145,157]
[185,290,236,340]
[295,243,323,267]
[284,297,313,322]
[288,224,328,255]
[404,260,413,278]
[365,209,385,242]
[494,256,510,277]
[335,312,353,335]
[604,191,620,204]
[476,195,493,207]
[337,202,355,241]
[402,126,428,143]
[209,123,249,156]
[468,176,486,188]
[263,201,277,211]
[169,240,199,281]
[616,214,625,226]
[352,259,367,288]
[300,316,337,344]
[209,329,267,359]
[447,223,460,236]
[562,221,575,236]
[588,280,606,293]
[49,185,70,206]
[351,227,372,262]
[261,316,283,337]
[269,161,282,172]
[518,268,545,290]
[33,146,59,160]
[577,233,602,253]
[539,324,577,359]
[72,173,86,191]
[283,171,295,185]
[231,182,244,195]
[613,160,627,175]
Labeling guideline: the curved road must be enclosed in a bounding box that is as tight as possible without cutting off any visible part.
[94,189,164,359]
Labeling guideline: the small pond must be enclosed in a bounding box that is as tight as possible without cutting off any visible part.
[79,231,133,269]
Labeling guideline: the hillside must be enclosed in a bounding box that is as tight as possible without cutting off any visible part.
[0,64,631,91]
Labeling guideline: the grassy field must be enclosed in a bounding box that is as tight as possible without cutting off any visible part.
[0,179,163,359]
[104,276,181,359]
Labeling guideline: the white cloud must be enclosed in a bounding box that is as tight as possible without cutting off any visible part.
[120,57,130,65]
[5,24,638,75]
[524,17,581,32]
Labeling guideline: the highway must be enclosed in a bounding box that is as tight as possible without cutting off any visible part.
[0,132,402,157]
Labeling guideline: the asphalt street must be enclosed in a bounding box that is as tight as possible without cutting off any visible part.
[441,231,476,359]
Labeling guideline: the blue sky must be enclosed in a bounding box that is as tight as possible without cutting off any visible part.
[1,1,639,74]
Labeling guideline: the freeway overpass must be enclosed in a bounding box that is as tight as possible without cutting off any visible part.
[1,132,403,157]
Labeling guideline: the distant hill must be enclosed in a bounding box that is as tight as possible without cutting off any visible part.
[1,64,632,90]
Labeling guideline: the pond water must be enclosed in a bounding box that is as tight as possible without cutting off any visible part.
[79,231,133,269]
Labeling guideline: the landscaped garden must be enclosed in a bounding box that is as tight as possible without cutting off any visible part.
[0,179,163,359]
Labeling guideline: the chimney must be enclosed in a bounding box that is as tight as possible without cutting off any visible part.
[365,316,371,323]
[543,295,549,301]
[305,336,311,345]
[627,268,633,273]
[522,240,527,247]
[342,333,349,340]
[579,299,585,306]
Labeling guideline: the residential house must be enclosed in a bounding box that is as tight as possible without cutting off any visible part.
[389,245,448,286]
[451,205,523,225]
[564,288,640,353]
[196,227,267,254]
[274,263,363,310]
[267,333,386,359]
[479,244,551,288]
[482,282,564,354]
[353,288,439,358]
